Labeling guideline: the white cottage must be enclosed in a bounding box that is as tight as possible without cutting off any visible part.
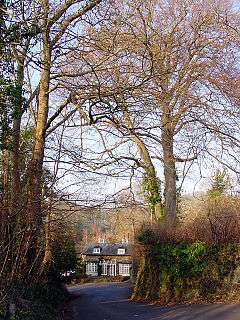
[82,242,132,277]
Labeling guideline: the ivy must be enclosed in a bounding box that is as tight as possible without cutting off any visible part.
[142,174,164,220]
[133,241,239,304]
[0,0,28,151]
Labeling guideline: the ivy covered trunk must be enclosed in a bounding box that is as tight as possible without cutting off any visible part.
[11,62,25,212]
[123,105,164,222]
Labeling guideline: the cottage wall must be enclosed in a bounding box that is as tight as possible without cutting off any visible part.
[84,255,132,277]
[83,243,133,277]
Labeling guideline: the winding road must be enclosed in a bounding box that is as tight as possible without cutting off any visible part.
[68,282,240,320]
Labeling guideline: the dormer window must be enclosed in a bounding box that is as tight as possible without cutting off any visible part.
[117,248,125,255]
[93,247,101,254]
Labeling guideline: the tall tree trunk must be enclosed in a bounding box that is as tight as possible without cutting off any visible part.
[1,149,10,236]
[162,122,177,225]
[26,26,51,272]
[27,30,50,225]
[2,149,10,208]
[123,108,163,222]
[8,72,23,281]
[1,149,11,279]
[41,191,53,271]
[11,62,24,212]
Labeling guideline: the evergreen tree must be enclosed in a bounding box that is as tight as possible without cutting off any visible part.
[208,170,230,199]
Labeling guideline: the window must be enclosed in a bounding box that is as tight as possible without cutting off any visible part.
[117,248,125,255]
[119,263,130,276]
[93,247,101,254]
[86,262,98,275]
[101,262,107,275]
[109,261,117,276]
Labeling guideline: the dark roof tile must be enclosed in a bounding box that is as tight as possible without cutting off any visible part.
[83,243,131,256]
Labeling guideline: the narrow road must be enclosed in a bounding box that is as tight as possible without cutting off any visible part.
[68,282,240,320]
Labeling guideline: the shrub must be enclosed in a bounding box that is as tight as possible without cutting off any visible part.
[133,241,239,304]
[1,278,69,320]
[133,197,240,304]
[52,237,78,275]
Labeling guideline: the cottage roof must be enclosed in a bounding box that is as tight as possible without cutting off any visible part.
[83,243,131,256]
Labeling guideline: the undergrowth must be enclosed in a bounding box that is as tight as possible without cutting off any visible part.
[133,198,240,304]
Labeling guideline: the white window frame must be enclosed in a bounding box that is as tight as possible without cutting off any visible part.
[101,261,108,276]
[119,263,130,276]
[109,261,117,276]
[117,248,126,255]
[93,247,101,254]
[86,262,98,275]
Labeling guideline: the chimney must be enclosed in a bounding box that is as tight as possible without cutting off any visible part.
[121,237,128,244]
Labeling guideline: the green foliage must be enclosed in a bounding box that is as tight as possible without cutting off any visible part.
[10,282,68,320]
[133,241,239,304]
[52,234,78,275]
[0,72,26,149]
[0,2,16,150]
[142,174,164,220]
[0,78,15,149]
[137,227,158,245]
[24,283,68,309]
[142,175,161,208]
[208,169,230,199]
[74,258,86,278]
[11,305,56,320]
[0,0,29,151]
[152,242,208,280]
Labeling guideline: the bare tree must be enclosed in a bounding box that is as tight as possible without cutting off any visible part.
[59,0,240,225]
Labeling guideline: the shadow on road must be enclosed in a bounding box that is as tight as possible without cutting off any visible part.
[68,282,240,320]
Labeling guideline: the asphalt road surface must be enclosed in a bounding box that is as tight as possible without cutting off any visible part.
[68,282,240,320]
